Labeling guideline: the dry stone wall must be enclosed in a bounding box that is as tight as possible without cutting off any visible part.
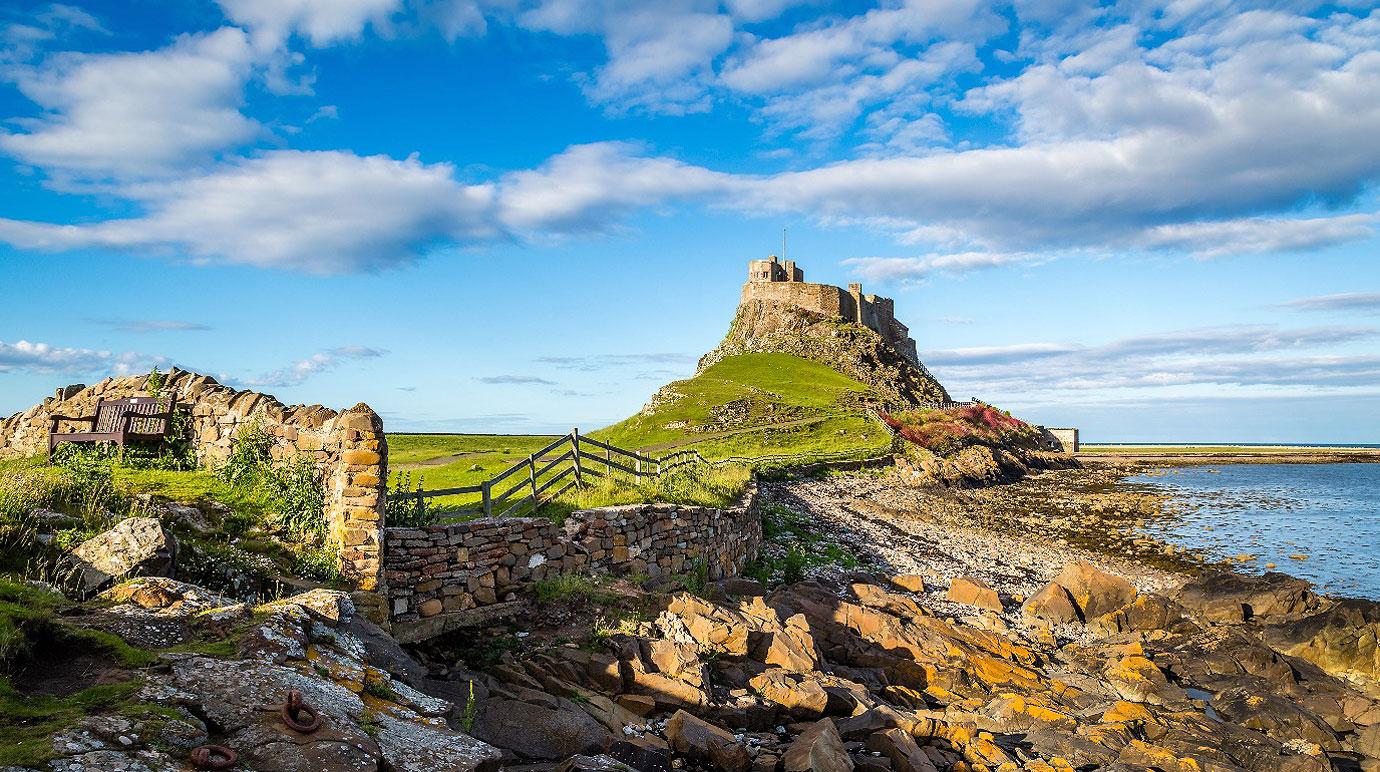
[0,369,388,591]
[384,488,762,642]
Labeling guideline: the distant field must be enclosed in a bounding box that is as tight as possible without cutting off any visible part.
[385,433,562,509]
[1081,444,1380,456]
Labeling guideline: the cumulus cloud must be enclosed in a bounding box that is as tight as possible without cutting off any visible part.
[0,150,498,273]
[496,141,733,234]
[1280,292,1380,314]
[216,0,403,47]
[0,27,259,178]
[245,345,386,387]
[1138,213,1379,258]
[518,1,734,114]
[0,339,163,375]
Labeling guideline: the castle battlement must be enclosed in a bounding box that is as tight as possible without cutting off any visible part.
[740,256,919,365]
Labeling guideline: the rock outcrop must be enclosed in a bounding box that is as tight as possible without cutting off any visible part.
[698,301,948,408]
[60,516,178,596]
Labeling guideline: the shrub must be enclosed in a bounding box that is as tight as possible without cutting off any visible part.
[384,470,431,527]
[216,423,325,539]
[882,403,1036,456]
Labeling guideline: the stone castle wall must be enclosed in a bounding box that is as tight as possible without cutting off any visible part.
[0,369,388,591]
[383,489,762,642]
[741,266,919,366]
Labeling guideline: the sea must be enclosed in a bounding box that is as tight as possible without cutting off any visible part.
[1129,462,1380,600]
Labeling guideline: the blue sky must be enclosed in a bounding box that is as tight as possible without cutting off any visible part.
[1,0,1378,442]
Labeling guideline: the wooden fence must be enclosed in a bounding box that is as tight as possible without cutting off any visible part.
[387,427,896,522]
[388,429,714,520]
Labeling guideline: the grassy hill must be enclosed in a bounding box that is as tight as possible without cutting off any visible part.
[592,352,891,461]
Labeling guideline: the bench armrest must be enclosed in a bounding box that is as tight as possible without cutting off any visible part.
[49,414,96,427]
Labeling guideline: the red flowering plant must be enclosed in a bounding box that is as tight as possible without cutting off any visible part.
[879,403,1035,456]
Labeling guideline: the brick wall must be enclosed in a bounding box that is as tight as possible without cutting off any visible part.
[383,487,762,642]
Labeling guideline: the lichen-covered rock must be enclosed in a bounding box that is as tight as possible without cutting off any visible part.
[61,517,177,595]
[1266,599,1380,692]
[1048,560,1137,620]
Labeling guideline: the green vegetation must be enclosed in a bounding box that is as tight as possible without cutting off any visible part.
[744,503,860,586]
[385,434,562,513]
[533,574,621,605]
[544,465,750,522]
[882,403,1038,457]
[0,579,157,766]
[593,353,888,461]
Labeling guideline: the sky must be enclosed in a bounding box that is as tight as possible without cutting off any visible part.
[0,0,1378,443]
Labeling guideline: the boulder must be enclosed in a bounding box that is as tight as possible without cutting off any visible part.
[1265,599,1380,688]
[890,574,926,593]
[665,710,750,772]
[61,517,177,595]
[1210,686,1342,751]
[1021,581,1081,625]
[749,669,830,719]
[865,728,939,772]
[945,576,1002,612]
[472,697,610,760]
[1086,593,1200,636]
[1176,571,1320,623]
[782,718,853,772]
[1049,561,1137,620]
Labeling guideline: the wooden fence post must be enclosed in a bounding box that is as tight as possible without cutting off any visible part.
[527,454,537,510]
[634,456,641,485]
[482,479,492,518]
[572,428,583,488]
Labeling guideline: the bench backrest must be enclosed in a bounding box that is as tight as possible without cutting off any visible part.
[93,397,172,435]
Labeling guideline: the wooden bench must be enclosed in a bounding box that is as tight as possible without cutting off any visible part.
[48,397,182,459]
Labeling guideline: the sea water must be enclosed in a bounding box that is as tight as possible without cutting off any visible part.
[1130,463,1380,600]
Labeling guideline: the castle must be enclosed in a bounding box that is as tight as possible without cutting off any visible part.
[743,256,920,364]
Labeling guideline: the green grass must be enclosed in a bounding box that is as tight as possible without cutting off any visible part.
[592,353,888,461]
[385,434,563,512]
[386,434,562,466]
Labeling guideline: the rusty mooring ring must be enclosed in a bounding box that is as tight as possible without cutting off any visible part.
[190,744,237,769]
[280,689,323,733]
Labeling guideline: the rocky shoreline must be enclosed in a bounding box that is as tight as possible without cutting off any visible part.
[8,461,1380,771]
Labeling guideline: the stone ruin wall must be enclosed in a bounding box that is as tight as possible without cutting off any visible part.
[0,368,388,593]
[1040,427,1080,453]
[383,489,762,642]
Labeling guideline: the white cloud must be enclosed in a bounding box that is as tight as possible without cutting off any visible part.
[0,27,259,178]
[245,346,387,387]
[1,3,107,63]
[0,150,498,273]
[496,141,734,233]
[843,251,1042,281]
[519,1,734,114]
[1281,292,1380,314]
[1137,213,1378,258]
[0,339,162,375]
[93,320,212,333]
[922,324,1380,398]
[216,0,403,47]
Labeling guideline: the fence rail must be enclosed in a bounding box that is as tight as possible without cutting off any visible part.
[389,428,718,520]
[388,427,891,522]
